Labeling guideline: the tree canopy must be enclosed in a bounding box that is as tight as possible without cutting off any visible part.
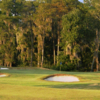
[0,0,99,71]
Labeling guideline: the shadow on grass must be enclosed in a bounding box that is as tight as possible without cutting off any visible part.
[35,83,100,90]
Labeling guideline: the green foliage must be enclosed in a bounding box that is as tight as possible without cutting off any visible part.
[0,0,99,71]
[61,4,97,71]
[44,54,77,71]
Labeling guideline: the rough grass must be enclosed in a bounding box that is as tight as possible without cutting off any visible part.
[0,67,100,100]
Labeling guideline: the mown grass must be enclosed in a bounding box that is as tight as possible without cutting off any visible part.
[0,67,100,100]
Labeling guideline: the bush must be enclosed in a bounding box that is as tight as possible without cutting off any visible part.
[43,62,76,71]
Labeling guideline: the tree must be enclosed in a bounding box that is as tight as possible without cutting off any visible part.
[35,3,52,67]
[50,0,79,65]
[61,5,96,71]
[84,0,100,71]
[0,0,18,67]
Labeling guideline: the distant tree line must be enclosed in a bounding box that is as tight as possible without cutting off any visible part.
[0,0,100,71]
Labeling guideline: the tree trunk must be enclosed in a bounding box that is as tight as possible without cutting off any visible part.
[30,21,33,67]
[37,36,40,67]
[52,20,56,65]
[41,33,45,68]
[57,35,60,65]
[95,29,99,71]
[37,35,42,67]
[10,63,12,67]
[91,29,99,71]
[53,30,55,65]
[57,24,60,65]
[91,56,95,71]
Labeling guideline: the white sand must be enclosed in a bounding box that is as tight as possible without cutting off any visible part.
[0,68,9,70]
[0,74,7,77]
[45,76,79,82]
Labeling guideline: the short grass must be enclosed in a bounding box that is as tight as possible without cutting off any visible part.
[0,67,100,100]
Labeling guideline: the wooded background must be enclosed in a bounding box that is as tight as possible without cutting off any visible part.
[0,0,100,71]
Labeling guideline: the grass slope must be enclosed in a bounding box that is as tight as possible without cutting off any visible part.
[0,67,100,100]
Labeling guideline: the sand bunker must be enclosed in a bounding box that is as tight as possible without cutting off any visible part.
[0,73,9,77]
[0,68,9,70]
[0,74,7,77]
[44,74,79,82]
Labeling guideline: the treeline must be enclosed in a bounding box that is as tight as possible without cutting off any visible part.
[0,0,100,71]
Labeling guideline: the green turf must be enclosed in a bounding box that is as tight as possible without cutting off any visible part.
[0,67,100,100]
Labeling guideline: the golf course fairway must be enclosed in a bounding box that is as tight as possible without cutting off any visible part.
[0,67,100,100]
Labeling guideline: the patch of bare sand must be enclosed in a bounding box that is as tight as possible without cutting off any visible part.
[44,74,79,82]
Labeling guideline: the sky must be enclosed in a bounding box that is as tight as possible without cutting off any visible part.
[78,0,84,3]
